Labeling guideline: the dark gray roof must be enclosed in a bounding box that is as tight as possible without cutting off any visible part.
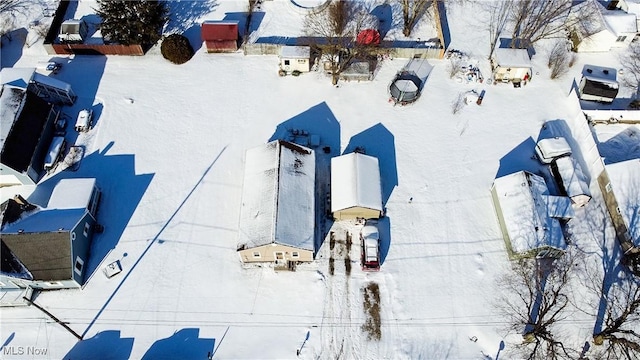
[0,91,52,172]
[1,232,70,281]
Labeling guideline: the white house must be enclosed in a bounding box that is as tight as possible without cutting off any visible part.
[237,140,316,267]
[331,152,383,221]
[279,46,311,74]
[491,171,574,260]
[570,0,638,52]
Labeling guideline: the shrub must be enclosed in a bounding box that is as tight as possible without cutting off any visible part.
[161,34,194,64]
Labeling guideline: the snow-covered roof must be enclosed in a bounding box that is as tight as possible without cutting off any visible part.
[280,45,310,59]
[404,58,433,82]
[492,171,567,255]
[238,140,315,251]
[536,137,572,160]
[603,10,638,34]
[31,72,73,92]
[494,48,531,68]
[0,86,27,151]
[553,156,591,200]
[2,208,86,233]
[583,64,618,82]
[0,67,35,89]
[47,178,97,210]
[606,159,640,240]
[331,152,382,213]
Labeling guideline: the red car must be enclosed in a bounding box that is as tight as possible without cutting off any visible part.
[361,220,381,271]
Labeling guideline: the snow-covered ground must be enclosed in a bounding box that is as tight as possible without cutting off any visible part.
[1,1,639,359]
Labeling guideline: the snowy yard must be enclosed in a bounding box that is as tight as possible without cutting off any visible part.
[1,1,639,359]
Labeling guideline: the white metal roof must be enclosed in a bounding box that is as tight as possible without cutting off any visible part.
[494,48,531,68]
[280,45,310,59]
[47,178,97,210]
[0,68,35,89]
[603,10,638,34]
[331,152,382,213]
[582,65,618,82]
[238,140,315,251]
[492,171,567,254]
[553,156,591,201]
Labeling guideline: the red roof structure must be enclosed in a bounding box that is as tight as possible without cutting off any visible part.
[201,21,239,53]
[356,29,381,46]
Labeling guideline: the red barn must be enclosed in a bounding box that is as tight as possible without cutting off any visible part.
[201,20,239,53]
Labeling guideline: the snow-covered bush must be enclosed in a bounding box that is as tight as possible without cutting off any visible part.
[161,34,194,65]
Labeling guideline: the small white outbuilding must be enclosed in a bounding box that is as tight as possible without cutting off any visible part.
[331,152,383,221]
[279,46,311,74]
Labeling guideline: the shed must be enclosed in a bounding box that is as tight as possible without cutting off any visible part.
[491,46,532,84]
[279,46,311,73]
[0,178,101,290]
[491,171,574,260]
[578,65,619,103]
[237,140,316,266]
[331,152,383,221]
[201,20,239,53]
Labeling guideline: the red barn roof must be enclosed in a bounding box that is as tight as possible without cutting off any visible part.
[201,21,239,52]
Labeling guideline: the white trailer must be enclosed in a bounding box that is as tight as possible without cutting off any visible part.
[551,156,591,208]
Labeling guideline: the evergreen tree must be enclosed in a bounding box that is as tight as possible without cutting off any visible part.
[95,0,168,47]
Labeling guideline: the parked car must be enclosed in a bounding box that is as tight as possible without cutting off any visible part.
[75,109,93,132]
[44,136,66,171]
[360,219,381,271]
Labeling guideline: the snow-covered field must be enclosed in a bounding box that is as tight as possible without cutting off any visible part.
[1,1,639,359]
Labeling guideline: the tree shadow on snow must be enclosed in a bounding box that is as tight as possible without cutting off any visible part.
[223,11,265,41]
[370,3,393,40]
[0,28,27,69]
[164,0,218,34]
[28,142,155,285]
[63,330,134,360]
[343,123,398,206]
[269,102,341,255]
[142,328,215,360]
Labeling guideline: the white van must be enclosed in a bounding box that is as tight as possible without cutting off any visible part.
[44,136,66,170]
[75,109,93,132]
[535,137,572,164]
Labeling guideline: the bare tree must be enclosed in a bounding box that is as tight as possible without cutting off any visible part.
[484,0,513,59]
[592,275,640,359]
[400,0,431,37]
[447,57,464,79]
[451,92,465,114]
[507,0,597,49]
[547,40,571,79]
[497,254,580,359]
[619,43,640,97]
[303,0,369,85]
[0,0,35,15]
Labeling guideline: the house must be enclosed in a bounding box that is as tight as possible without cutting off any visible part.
[1,69,61,187]
[279,46,311,74]
[237,140,316,267]
[491,45,532,85]
[491,171,574,260]
[609,0,640,29]
[570,0,638,52]
[201,20,239,53]
[0,178,101,290]
[578,65,619,103]
[331,152,383,221]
